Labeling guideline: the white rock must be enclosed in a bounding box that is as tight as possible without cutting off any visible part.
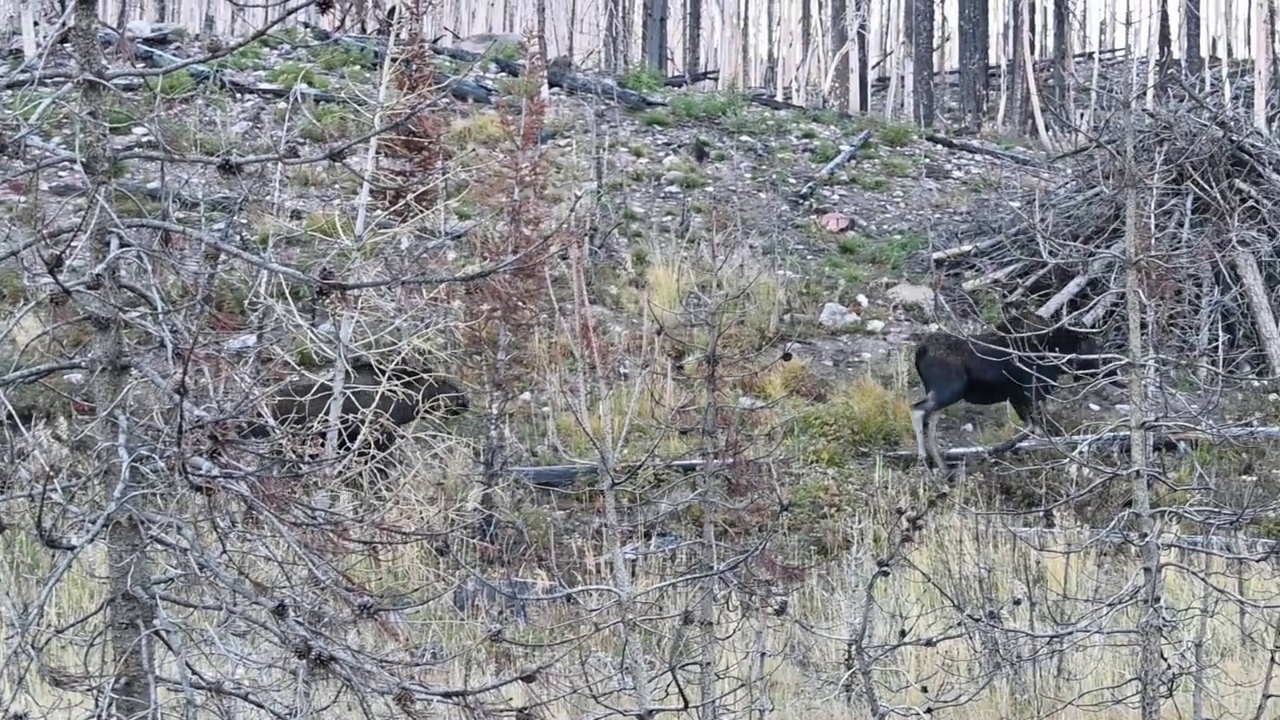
[518,391,533,403]
[1088,403,1101,411]
[224,333,258,351]
[855,293,869,308]
[125,20,152,38]
[961,423,974,433]
[738,395,767,409]
[864,319,886,333]
[818,302,860,329]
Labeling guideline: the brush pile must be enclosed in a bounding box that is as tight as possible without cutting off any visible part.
[935,98,1280,376]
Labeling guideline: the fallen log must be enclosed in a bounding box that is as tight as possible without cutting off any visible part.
[311,32,667,109]
[795,128,874,202]
[923,133,1046,168]
[748,94,808,112]
[1033,242,1123,318]
[92,28,352,104]
[664,70,720,87]
[503,459,719,489]
[961,261,1026,291]
[929,238,1002,262]
[882,425,1280,464]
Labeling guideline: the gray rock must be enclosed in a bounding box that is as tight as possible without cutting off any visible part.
[885,282,936,310]
[224,333,258,351]
[818,302,860,329]
[454,32,525,57]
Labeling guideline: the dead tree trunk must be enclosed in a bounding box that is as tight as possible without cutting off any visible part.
[1052,0,1070,123]
[641,0,668,72]
[764,0,778,90]
[854,0,869,110]
[685,0,702,77]
[831,0,851,109]
[1008,0,1029,134]
[1185,0,1202,77]
[1123,51,1167,720]
[605,0,626,72]
[72,0,157,717]
[801,0,813,76]
[913,0,935,126]
[959,0,986,128]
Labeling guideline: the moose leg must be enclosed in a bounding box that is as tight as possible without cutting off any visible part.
[924,412,947,470]
[912,388,960,469]
[910,406,930,464]
[990,396,1041,455]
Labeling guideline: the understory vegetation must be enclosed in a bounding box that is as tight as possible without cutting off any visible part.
[2,9,1280,720]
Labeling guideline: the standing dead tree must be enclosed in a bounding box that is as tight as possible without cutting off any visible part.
[0,10,576,720]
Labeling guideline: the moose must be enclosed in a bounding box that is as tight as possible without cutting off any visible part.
[238,360,469,474]
[910,313,1112,469]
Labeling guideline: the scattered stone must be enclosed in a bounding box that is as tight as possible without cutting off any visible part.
[818,302,860,329]
[961,423,974,433]
[817,211,852,232]
[864,319,886,333]
[855,293,869,309]
[224,334,258,351]
[886,283,936,310]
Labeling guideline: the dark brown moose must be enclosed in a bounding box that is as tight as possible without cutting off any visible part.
[909,314,1108,469]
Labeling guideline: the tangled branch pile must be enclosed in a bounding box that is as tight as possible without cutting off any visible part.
[938,101,1280,375]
